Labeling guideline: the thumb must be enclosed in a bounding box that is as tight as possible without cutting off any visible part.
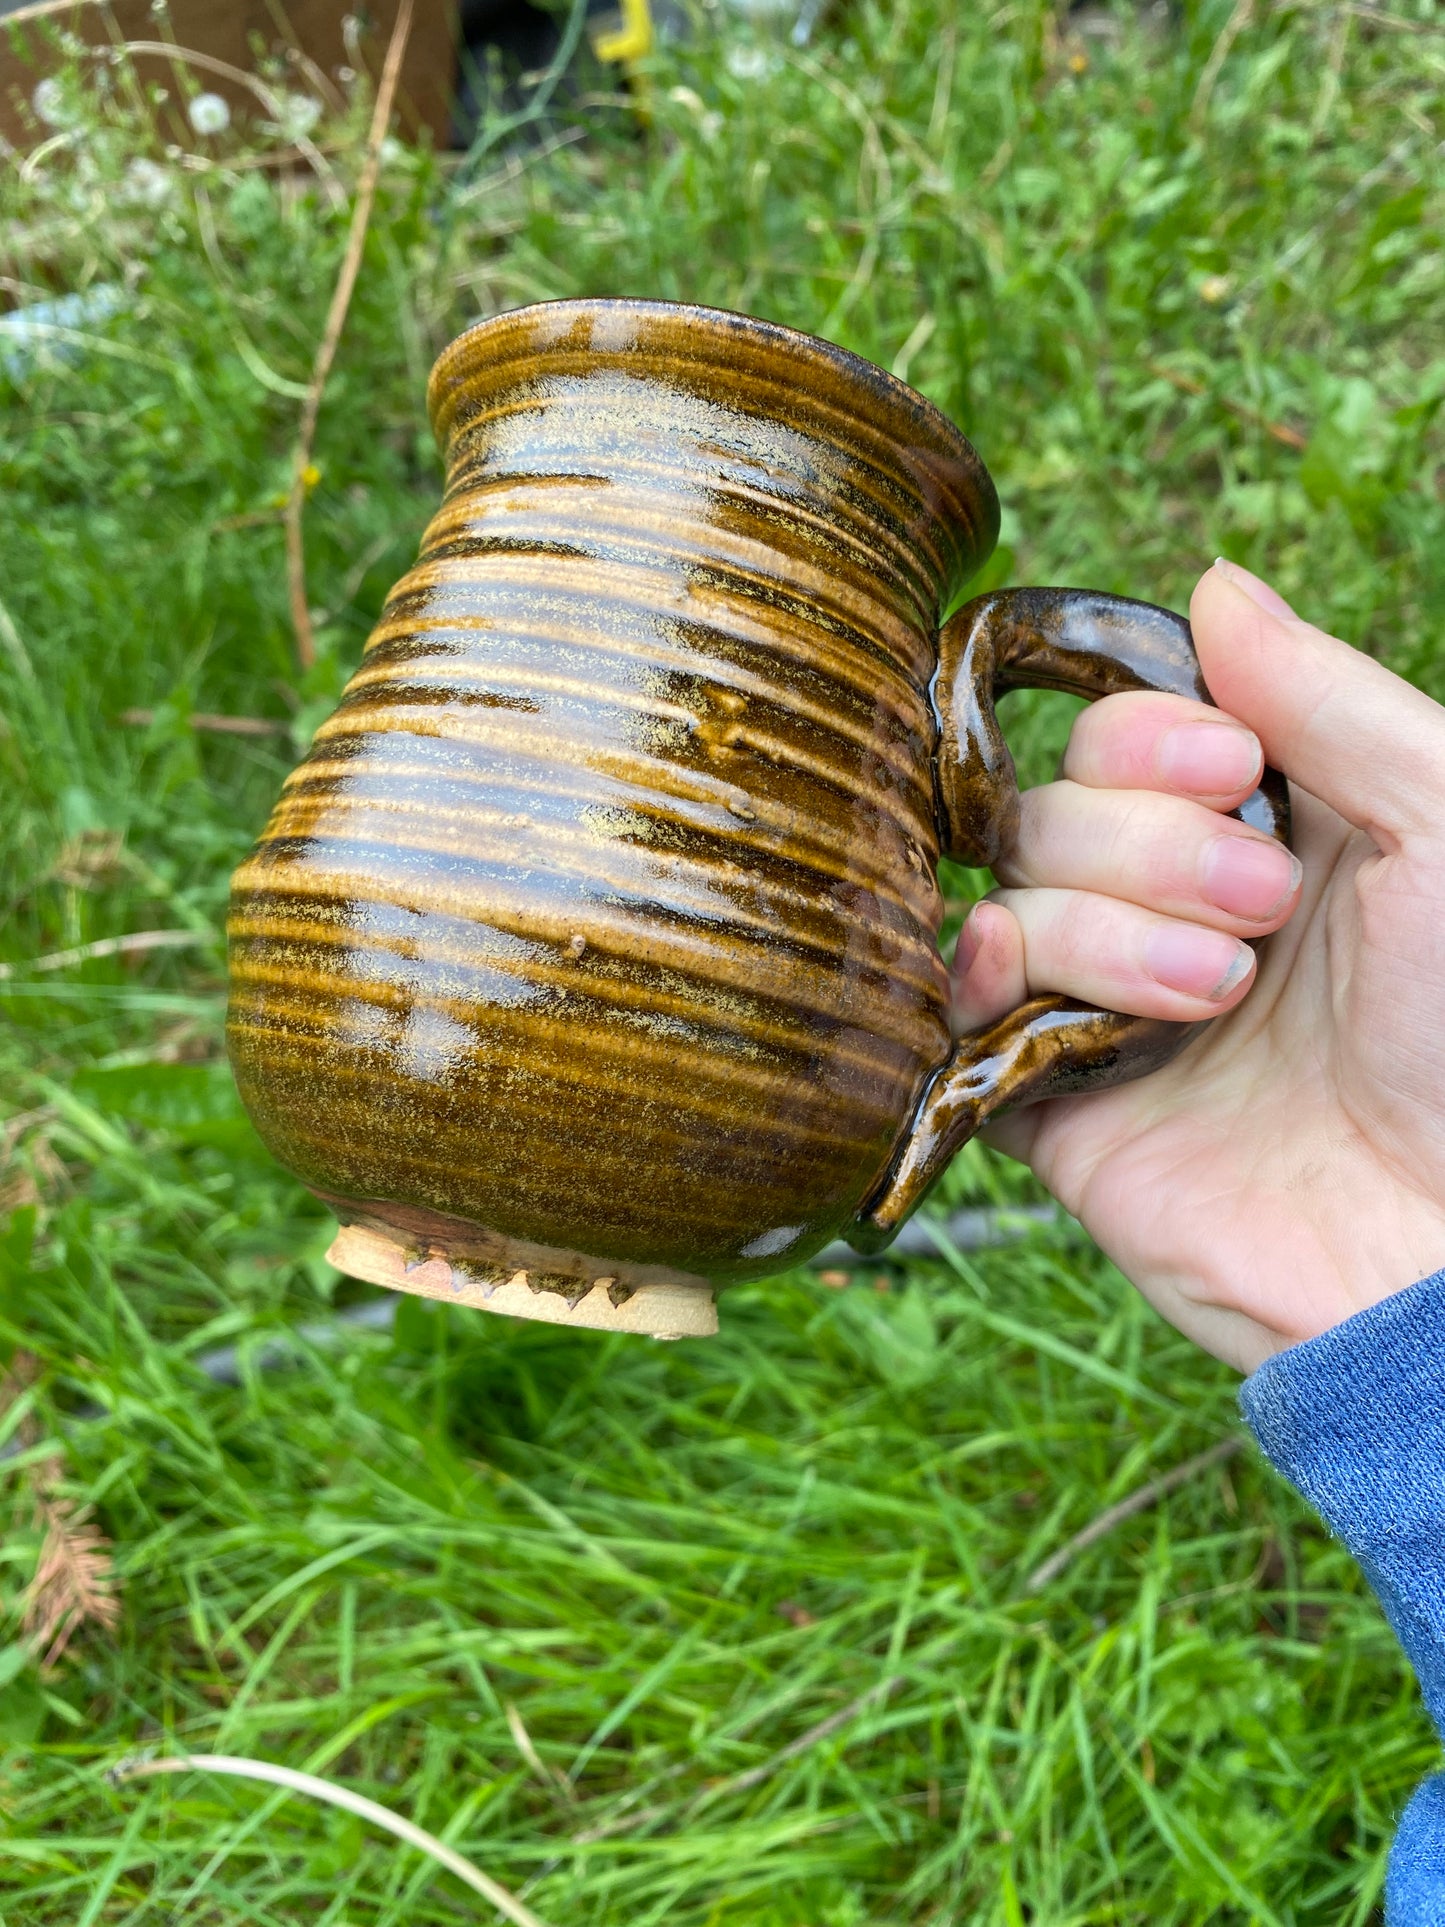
[1189,560,1445,846]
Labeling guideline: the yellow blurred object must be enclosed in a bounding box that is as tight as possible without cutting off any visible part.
[592,0,654,113]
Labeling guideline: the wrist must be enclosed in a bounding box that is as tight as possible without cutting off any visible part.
[1266,1199,1445,1354]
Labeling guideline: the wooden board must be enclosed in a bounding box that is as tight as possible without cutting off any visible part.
[0,0,460,155]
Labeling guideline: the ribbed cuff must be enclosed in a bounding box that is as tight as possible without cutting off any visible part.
[1240,1267,1445,1739]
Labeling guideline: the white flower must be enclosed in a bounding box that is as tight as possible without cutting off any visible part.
[32,78,70,128]
[667,86,724,138]
[188,91,230,135]
[274,92,322,140]
[120,157,173,208]
[724,43,775,81]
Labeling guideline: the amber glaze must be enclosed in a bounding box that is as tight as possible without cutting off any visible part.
[227,299,1290,1306]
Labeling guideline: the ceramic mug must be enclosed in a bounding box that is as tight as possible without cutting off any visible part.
[227,299,1289,1337]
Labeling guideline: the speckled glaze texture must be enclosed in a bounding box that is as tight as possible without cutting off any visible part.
[227,299,1290,1293]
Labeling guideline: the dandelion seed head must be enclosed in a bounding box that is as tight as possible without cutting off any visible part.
[276,93,322,140]
[188,91,230,135]
[725,44,774,81]
[121,158,173,209]
[32,78,69,128]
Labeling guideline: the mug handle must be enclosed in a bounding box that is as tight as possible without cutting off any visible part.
[849,586,1292,1253]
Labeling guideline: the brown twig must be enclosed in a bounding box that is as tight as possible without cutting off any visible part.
[286,0,415,674]
[211,508,287,532]
[222,140,348,175]
[1340,2,1445,31]
[1147,363,1308,450]
[569,1672,905,1845]
[1023,1437,1245,1595]
[0,931,205,981]
[693,1674,904,1805]
[119,708,287,737]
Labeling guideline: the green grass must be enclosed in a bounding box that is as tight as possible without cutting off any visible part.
[1,0,1442,1918]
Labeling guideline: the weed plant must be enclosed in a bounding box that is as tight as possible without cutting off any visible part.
[0,0,1442,1919]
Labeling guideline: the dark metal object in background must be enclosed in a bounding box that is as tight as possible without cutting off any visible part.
[813,1205,1073,1269]
[193,1295,400,1386]
[454,0,603,142]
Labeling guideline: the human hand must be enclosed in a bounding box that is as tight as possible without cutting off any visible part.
[952,558,1445,1372]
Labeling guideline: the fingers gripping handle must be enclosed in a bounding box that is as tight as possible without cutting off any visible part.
[934,587,1288,861]
[849,587,1291,1253]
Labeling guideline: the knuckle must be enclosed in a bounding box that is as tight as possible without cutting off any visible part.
[1049,892,1103,975]
[1113,792,1192,902]
[1006,785,1068,882]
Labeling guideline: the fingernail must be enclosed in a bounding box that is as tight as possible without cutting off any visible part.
[953,903,983,976]
[1156,719,1262,796]
[1201,835,1302,922]
[1145,924,1255,1001]
[1213,557,1298,620]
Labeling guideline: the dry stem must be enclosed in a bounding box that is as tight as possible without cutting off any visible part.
[1023,1436,1244,1594]
[119,708,287,737]
[110,1752,552,1927]
[1147,362,1308,450]
[1191,0,1256,130]
[286,0,415,674]
[0,931,204,981]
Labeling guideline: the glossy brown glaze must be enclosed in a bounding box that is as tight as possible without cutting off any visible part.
[226,299,1290,1311]
[850,588,1290,1248]
[228,299,997,1290]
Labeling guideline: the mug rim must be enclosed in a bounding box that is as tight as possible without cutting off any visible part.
[427,296,1000,564]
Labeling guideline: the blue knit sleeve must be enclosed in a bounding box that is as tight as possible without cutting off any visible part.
[1240,1267,1445,1925]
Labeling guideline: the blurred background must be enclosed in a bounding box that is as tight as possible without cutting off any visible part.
[0,0,1442,1919]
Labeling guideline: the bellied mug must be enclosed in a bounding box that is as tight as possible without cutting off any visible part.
[227,299,1289,1337]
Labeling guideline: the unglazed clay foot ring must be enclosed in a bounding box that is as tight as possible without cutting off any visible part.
[327,1225,719,1340]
